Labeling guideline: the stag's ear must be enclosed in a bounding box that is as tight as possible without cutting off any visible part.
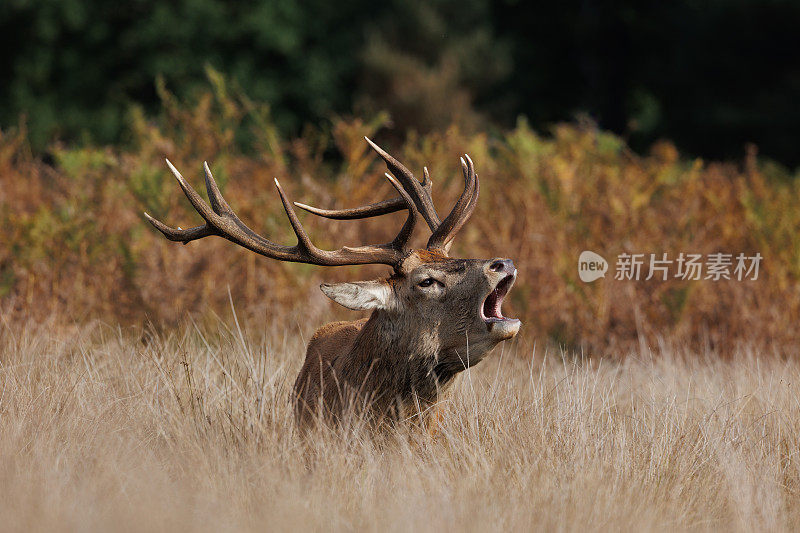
[320,281,394,311]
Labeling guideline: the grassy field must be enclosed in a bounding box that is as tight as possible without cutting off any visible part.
[2,316,798,531]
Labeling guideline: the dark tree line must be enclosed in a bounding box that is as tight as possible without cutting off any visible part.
[2,0,799,165]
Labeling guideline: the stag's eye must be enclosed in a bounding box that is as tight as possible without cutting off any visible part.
[418,277,440,288]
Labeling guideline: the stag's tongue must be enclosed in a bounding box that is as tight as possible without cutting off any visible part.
[483,288,503,319]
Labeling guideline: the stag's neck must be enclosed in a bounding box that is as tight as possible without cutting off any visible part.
[351,310,438,362]
[343,310,448,404]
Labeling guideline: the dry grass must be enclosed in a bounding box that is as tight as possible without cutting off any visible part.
[2,316,798,532]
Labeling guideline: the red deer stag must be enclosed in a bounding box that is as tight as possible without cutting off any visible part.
[145,138,521,426]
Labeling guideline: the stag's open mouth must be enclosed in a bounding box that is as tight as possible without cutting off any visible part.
[481,273,516,325]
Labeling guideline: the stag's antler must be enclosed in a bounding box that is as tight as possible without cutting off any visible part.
[295,137,479,252]
[146,138,478,267]
[144,160,418,267]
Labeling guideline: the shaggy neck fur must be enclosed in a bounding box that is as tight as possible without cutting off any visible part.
[338,309,474,419]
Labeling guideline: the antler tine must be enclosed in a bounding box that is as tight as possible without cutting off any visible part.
[144,159,220,244]
[144,212,215,243]
[382,173,418,249]
[145,161,414,267]
[422,166,432,188]
[293,142,440,228]
[426,154,479,251]
[364,137,441,230]
[203,161,233,215]
[165,159,217,222]
[294,197,407,220]
[273,178,318,252]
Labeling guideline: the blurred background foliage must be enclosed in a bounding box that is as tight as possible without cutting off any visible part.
[2,77,800,353]
[2,0,800,353]
[1,0,799,165]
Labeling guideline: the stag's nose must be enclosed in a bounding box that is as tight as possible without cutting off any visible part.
[488,258,515,274]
